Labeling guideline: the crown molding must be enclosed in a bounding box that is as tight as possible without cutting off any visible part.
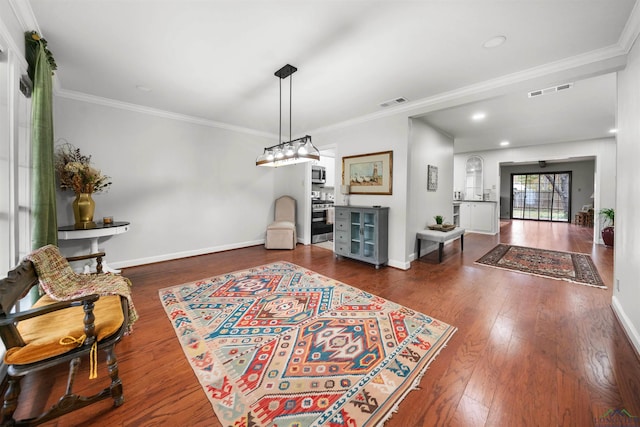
[8,0,39,34]
[619,0,640,52]
[311,43,629,136]
[55,88,277,139]
[56,40,627,141]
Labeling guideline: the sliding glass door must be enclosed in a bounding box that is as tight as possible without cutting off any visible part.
[511,172,571,222]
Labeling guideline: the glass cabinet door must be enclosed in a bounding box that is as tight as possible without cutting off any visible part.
[465,155,483,200]
[350,211,362,255]
[363,212,376,258]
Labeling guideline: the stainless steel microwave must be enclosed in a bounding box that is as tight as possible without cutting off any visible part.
[312,166,326,184]
[311,166,327,184]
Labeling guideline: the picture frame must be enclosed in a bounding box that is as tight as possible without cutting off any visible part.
[342,150,393,195]
[427,164,438,191]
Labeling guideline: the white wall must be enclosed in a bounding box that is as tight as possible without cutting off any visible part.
[454,138,616,243]
[53,97,279,268]
[408,119,454,260]
[314,114,410,269]
[613,36,640,355]
[317,154,335,189]
[274,162,308,244]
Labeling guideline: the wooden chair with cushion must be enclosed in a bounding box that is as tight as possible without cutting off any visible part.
[0,245,137,426]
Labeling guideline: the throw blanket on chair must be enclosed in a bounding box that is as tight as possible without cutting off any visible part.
[26,245,138,331]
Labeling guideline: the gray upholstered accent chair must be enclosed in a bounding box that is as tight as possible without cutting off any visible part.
[265,196,297,249]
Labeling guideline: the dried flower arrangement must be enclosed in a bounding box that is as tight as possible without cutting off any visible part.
[54,143,111,194]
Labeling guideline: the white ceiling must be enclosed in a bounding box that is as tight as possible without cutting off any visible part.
[26,0,637,152]
[420,72,617,153]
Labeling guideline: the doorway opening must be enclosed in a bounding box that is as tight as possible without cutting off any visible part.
[311,148,336,250]
[511,172,572,222]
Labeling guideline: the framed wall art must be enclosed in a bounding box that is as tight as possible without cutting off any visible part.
[427,164,438,191]
[342,150,393,195]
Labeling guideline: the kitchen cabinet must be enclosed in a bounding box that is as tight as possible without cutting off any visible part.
[334,206,388,268]
[459,201,496,234]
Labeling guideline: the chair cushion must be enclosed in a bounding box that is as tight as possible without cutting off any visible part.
[267,220,296,231]
[3,294,124,365]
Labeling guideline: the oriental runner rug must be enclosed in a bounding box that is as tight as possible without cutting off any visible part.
[476,244,606,289]
[159,261,456,426]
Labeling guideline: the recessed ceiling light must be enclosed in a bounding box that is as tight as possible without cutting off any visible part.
[483,35,506,49]
[500,140,510,146]
[609,128,618,134]
[472,112,486,121]
[136,85,152,92]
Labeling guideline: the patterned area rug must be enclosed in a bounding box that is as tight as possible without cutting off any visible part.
[476,244,606,288]
[159,261,456,426]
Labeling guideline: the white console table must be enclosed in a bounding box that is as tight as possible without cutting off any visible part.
[58,221,130,273]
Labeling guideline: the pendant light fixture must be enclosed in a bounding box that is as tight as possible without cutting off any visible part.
[256,64,320,167]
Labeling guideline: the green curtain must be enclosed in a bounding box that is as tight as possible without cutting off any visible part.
[26,32,57,249]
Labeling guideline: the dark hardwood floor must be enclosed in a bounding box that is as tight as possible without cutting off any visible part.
[13,220,640,426]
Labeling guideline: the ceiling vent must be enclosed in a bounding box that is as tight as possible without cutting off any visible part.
[528,83,573,98]
[379,97,408,108]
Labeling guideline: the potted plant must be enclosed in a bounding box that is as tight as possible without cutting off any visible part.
[599,208,614,247]
[434,215,444,225]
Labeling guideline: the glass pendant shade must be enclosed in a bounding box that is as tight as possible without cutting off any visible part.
[284,144,295,157]
[256,152,267,163]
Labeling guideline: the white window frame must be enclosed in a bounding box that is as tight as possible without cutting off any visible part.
[0,33,32,274]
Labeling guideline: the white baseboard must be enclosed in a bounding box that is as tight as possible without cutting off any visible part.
[111,239,412,271]
[110,239,264,269]
[388,259,410,270]
[611,295,640,359]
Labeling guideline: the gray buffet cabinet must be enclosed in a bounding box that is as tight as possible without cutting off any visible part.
[334,205,389,268]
